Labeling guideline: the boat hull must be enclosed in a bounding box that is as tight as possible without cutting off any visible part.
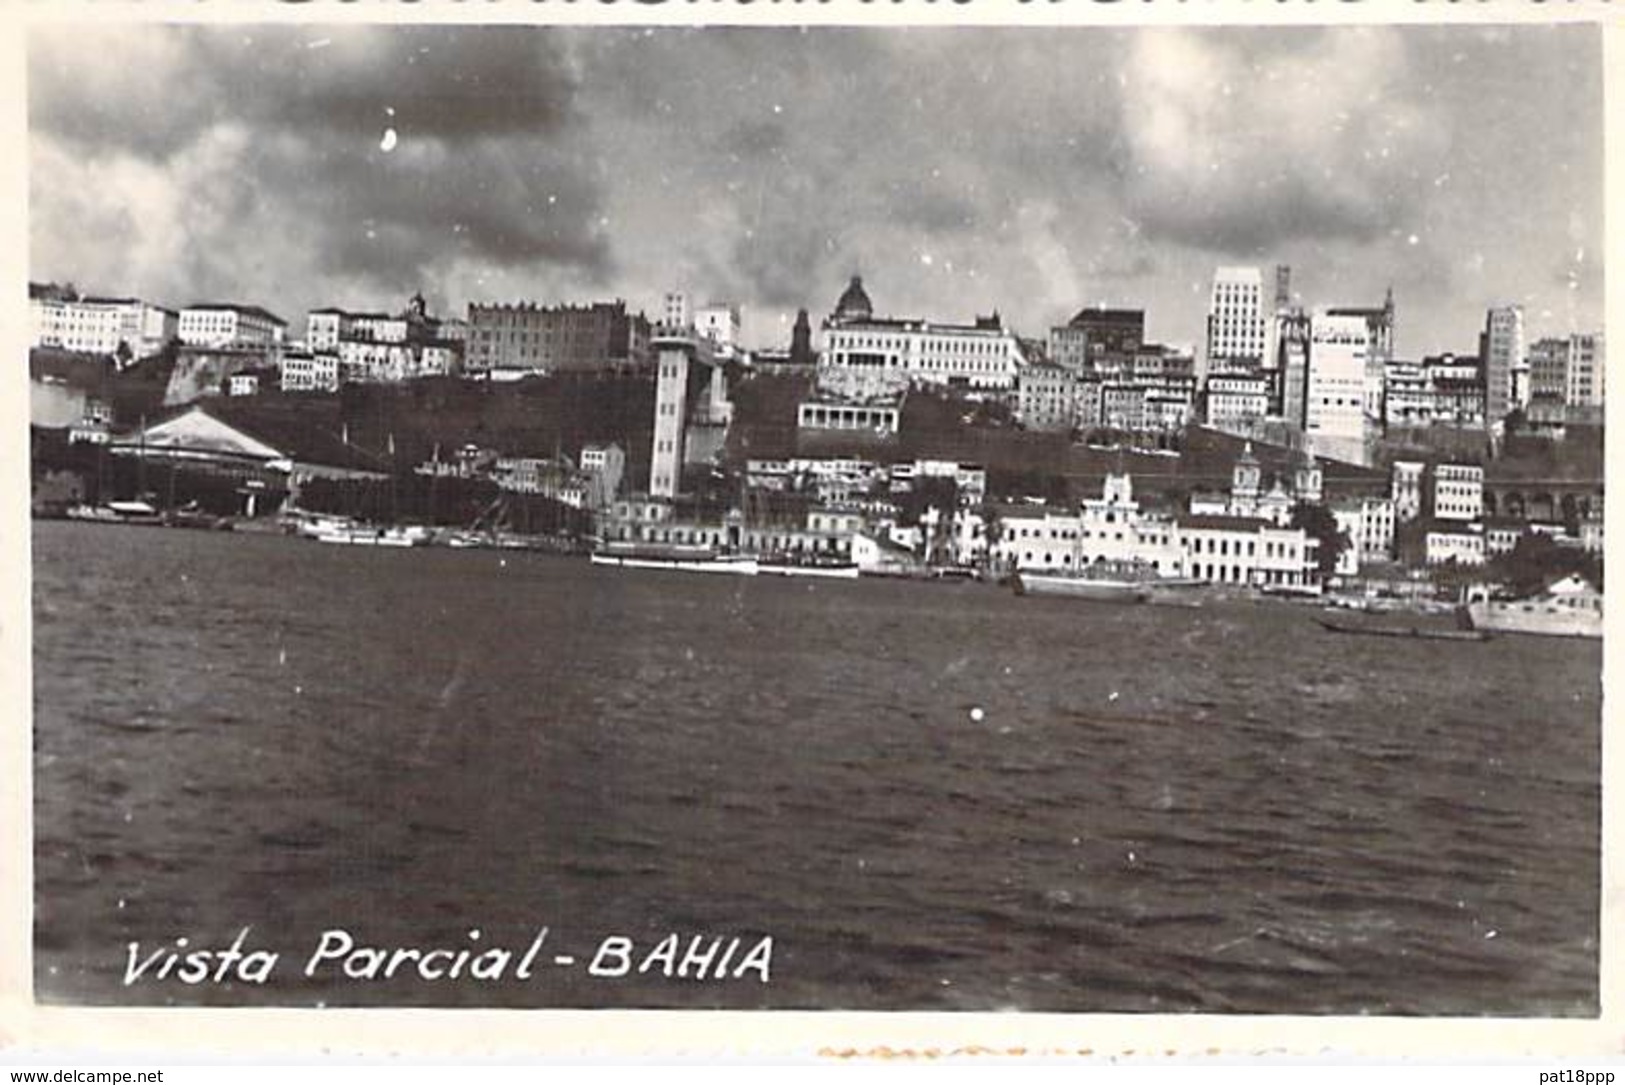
[759,563,861,580]
[590,553,760,576]
[1014,573,1149,603]
[1465,602,1601,639]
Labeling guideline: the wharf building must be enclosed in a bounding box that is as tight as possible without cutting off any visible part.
[29,283,178,363]
[818,276,1027,394]
[464,299,651,377]
[988,471,1321,590]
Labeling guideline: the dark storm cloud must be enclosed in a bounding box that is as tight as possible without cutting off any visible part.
[30,23,613,303]
[31,26,581,156]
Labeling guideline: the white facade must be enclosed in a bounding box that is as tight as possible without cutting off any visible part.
[1482,305,1525,424]
[649,341,692,498]
[1426,526,1485,566]
[1205,266,1268,376]
[1568,332,1604,408]
[1433,464,1484,522]
[30,296,176,359]
[1306,312,1374,458]
[821,319,1025,392]
[280,351,340,393]
[179,305,286,348]
[694,303,741,358]
[1330,496,1396,574]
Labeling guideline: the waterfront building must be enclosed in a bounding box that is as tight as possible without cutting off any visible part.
[107,402,388,514]
[29,285,178,361]
[465,299,651,375]
[178,303,287,349]
[1433,463,1484,522]
[1480,305,1525,427]
[991,473,1319,589]
[1174,514,1320,590]
[820,276,1026,394]
[1049,308,1144,376]
[1204,266,1268,380]
[491,456,589,508]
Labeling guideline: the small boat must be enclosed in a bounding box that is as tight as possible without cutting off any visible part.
[66,501,162,525]
[1315,617,1493,642]
[316,525,426,548]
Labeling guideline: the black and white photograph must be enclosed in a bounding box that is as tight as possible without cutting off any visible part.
[22,8,1607,1028]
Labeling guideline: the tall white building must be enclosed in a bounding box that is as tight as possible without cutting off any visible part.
[1481,305,1525,426]
[1204,266,1268,380]
[1567,332,1604,408]
[1305,311,1374,463]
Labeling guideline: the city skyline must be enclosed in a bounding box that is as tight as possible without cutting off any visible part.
[30,22,1603,356]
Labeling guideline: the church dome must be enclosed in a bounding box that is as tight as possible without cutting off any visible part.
[833,276,873,322]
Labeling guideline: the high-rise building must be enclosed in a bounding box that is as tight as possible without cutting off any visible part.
[1204,267,1268,379]
[1305,311,1376,463]
[1567,332,1604,408]
[1480,305,1525,426]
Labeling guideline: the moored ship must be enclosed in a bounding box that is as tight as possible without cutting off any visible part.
[590,541,760,575]
[1013,559,1171,604]
[1464,574,1603,639]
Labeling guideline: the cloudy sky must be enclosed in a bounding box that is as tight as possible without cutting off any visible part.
[29,21,1602,357]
